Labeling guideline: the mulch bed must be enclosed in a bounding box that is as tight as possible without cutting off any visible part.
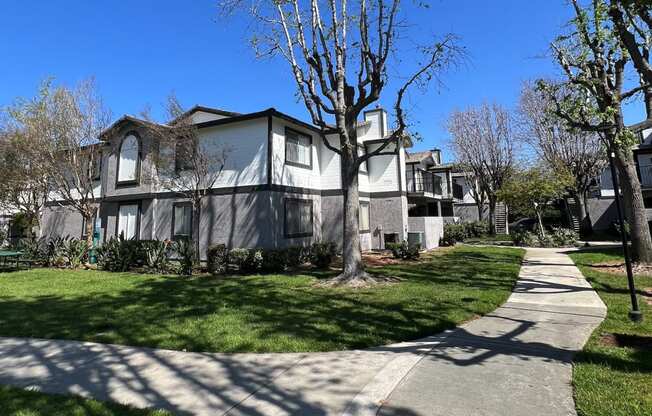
[590,261,652,276]
[599,332,652,351]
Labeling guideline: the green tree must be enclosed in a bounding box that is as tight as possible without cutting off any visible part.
[539,0,652,262]
[498,167,573,237]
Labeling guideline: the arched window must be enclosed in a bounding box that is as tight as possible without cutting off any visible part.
[117,133,140,184]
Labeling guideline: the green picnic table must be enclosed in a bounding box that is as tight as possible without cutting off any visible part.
[0,251,23,269]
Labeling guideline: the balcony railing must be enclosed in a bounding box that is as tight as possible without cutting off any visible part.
[406,168,442,196]
[640,164,652,188]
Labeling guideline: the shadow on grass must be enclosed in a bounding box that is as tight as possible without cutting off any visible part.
[0,247,523,354]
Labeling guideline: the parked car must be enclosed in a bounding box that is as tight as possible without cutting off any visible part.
[509,217,537,233]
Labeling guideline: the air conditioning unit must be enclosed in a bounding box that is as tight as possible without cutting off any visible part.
[407,232,424,248]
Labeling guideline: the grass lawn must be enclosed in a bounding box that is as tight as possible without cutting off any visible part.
[568,248,652,416]
[0,385,170,416]
[0,246,523,353]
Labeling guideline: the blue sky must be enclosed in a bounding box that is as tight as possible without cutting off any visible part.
[0,1,647,160]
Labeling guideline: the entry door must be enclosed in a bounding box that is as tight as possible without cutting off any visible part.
[117,204,139,240]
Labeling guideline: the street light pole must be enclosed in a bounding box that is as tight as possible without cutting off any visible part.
[607,148,642,322]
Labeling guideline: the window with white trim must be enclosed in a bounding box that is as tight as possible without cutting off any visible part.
[285,198,313,237]
[359,202,370,232]
[285,129,312,168]
[117,203,139,240]
[173,203,193,240]
[118,134,139,183]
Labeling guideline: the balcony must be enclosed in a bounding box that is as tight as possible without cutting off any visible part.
[640,164,652,188]
[452,182,464,200]
[406,168,442,197]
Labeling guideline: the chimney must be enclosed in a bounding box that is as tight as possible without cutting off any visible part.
[363,107,388,139]
[431,148,441,164]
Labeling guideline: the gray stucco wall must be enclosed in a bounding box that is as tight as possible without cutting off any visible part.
[408,216,444,249]
[369,196,407,249]
[586,197,617,231]
[41,203,101,241]
[453,203,488,223]
[41,206,84,239]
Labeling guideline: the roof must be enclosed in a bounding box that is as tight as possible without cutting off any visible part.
[100,108,326,141]
[99,115,169,140]
[171,105,242,124]
[406,151,433,163]
[629,118,652,133]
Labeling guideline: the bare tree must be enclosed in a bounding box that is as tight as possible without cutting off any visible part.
[141,94,228,263]
[518,82,606,236]
[221,0,461,284]
[0,126,50,237]
[5,78,109,251]
[540,0,652,262]
[609,0,652,117]
[459,167,486,221]
[448,103,516,234]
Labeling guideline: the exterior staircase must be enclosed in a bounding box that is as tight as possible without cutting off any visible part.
[494,202,508,234]
[565,198,581,233]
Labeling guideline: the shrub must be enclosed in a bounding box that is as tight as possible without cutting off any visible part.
[64,238,89,268]
[174,239,194,276]
[261,249,287,273]
[387,240,420,260]
[242,249,264,273]
[0,228,6,248]
[512,228,578,248]
[441,223,467,246]
[207,244,229,275]
[18,237,46,263]
[96,237,134,272]
[229,248,250,270]
[286,246,307,268]
[141,240,171,273]
[550,227,578,247]
[45,236,69,267]
[512,231,540,247]
[309,241,337,269]
[464,221,489,238]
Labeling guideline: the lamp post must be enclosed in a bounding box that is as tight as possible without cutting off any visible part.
[607,147,642,322]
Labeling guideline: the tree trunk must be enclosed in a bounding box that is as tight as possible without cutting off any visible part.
[536,209,545,238]
[340,164,365,279]
[476,201,484,222]
[192,202,201,265]
[84,211,95,250]
[83,208,96,265]
[613,147,652,263]
[488,197,497,235]
[573,192,592,237]
[324,127,377,286]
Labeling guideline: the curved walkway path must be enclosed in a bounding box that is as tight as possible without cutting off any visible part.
[0,248,606,416]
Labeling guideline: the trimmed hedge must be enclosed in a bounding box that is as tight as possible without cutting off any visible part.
[440,221,490,246]
[205,244,332,275]
[387,241,420,260]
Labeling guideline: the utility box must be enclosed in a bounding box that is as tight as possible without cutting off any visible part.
[407,232,424,248]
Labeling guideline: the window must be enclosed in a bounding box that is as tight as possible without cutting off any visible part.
[175,140,195,172]
[285,198,313,237]
[285,128,312,168]
[359,202,370,232]
[358,146,368,174]
[173,203,193,240]
[91,156,102,181]
[117,133,140,184]
[117,203,139,240]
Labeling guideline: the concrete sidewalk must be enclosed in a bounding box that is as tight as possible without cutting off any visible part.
[378,247,607,416]
[0,248,606,416]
